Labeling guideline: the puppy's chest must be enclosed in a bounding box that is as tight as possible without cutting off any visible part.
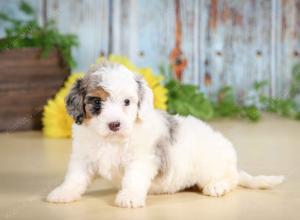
[93,144,131,184]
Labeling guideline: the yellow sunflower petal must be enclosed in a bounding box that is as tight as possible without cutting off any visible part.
[42,73,84,138]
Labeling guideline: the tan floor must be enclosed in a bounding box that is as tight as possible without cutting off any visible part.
[0,114,299,220]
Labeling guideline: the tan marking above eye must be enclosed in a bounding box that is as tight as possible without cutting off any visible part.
[87,87,110,101]
[83,87,110,121]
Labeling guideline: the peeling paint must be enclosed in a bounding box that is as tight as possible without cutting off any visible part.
[209,0,218,29]
[231,8,243,26]
[214,2,244,27]
[169,0,187,81]
[204,72,212,86]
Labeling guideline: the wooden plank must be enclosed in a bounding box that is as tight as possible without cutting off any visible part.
[0,48,67,65]
[198,0,209,92]
[46,0,110,72]
[0,66,69,81]
[0,80,66,93]
[276,0,300,98]
[0,48,69,86]
[0,104,47,115]
[0,47,61,60]
[0,48,70,131]
[202,0,274,98]
[0,79,66,92]
[180,0,200,84]
[0,113,43,132]
[0,68,69,82]
[111,0,174,75]
[238,0,272,98]
[111,0,205,84]
[253,0,273,97]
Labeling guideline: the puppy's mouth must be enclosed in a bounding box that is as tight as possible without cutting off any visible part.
[103,131,129,143]
[105,129,130,138]
[107,131,124,137]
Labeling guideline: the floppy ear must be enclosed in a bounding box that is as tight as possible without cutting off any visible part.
[65,78,87,125]
[135,75,154,120]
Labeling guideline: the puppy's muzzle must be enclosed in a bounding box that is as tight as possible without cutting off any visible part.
[108,121,121,132]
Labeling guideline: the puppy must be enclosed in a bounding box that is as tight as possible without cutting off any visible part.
[47,61,284,208]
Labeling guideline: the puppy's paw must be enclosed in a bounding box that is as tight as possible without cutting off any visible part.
[47,186,81,203]
[202,181,230,197]
[115,190,145,208]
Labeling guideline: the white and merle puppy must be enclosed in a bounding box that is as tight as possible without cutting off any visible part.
[47,62,284,208]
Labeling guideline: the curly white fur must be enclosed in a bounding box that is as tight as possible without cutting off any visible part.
[47,63,284,208]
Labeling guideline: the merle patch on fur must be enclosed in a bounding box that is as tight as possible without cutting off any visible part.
[165,114,178,145]
[155,135,171,175]
[155,113,179,174]
[65,79,87,124]
[135,76,145,109]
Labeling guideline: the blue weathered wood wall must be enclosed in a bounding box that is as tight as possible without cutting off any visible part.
[1,0,300,98]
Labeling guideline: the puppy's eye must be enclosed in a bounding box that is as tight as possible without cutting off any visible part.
[124,99,130,106]
[94,98,101,106]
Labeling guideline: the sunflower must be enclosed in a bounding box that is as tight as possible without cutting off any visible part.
[42,73,84,138]
[43,55,168,138]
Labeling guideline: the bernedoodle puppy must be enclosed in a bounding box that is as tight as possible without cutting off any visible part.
[47,61,284,208]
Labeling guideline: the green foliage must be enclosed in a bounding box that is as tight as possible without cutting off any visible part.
[241,105,261,121]
[164,64,300,122]
[296,112,300,120]
[253,80,268,91]
[20,1,35,15]
[250,75,300,119]
[213,86,260,121]
[0,1,78,68]
[213,86,240,117]
[260,96,297,117]
[165,79,260,121]
[290,64,300,98]
[166,79,214,120]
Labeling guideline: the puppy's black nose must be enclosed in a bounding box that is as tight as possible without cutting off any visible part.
[108,121,121,132]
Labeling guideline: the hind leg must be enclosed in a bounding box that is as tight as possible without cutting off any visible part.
[198,171,239,197]
[201,180,232,197]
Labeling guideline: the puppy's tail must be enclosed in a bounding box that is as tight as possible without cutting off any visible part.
[238,170,284,189]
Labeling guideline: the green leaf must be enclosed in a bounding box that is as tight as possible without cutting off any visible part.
[242,105,261,121]
[19,1,35,15]
[214,86,241,117]
[0,2,78,68]
[166,80,214,120]
[296,112,300,120]
[253,80,268,91]
[290,64,300,97]
[0,12,11,21]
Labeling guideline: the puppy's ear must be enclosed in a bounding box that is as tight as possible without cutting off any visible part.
[65,78,87,125]
[135,75,154,120]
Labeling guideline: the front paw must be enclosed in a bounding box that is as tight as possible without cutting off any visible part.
[115,190,146,208]
[47,186,81,203]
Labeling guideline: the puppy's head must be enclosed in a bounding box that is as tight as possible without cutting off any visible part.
[66,61,154,140]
